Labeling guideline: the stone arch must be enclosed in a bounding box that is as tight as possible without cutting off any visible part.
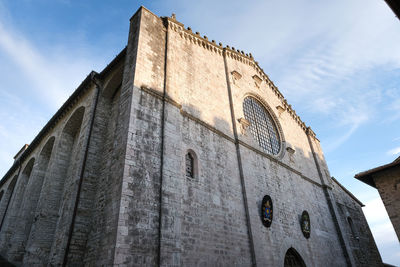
[0,191,4,205]
[101,64,123,99]
[242,93,286,158]
[278,237,312,267]
[63,106,85,136]
[0,176,18,228]
[24,106,85,266]
[9,136,56,263]
[284,247,306,267]
[0,158,35,254]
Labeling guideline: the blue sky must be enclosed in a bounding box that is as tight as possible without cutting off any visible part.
[0,0,399,264]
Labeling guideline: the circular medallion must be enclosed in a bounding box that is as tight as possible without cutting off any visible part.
[300,210,310,239]
[261,195,273,227]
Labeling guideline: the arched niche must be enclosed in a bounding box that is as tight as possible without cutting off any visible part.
[7,158,35,218]
[101,64,123,100]
[8,137,56,263]
[0,176,17,226]
[0,158,35,252]
[24,106,85,266]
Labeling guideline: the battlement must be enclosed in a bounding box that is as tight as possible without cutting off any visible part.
[164,12,313,136]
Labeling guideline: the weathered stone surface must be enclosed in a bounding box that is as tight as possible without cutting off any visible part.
[0,6,383,267]
[373,169,400,241]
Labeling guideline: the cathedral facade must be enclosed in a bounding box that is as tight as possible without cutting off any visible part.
[0,7,382,266]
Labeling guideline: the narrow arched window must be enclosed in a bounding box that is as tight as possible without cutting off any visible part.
[243,96,281,155]
[347,217,357,238]
[185,152,194,178]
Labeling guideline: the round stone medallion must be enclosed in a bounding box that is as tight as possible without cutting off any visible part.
[261,195,273,227]
[300,210,310,239]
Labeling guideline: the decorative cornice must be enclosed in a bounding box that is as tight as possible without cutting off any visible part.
[165,18,224,56]
[165,15,315,137]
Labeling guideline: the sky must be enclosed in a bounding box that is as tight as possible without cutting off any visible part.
[0,0,399,264]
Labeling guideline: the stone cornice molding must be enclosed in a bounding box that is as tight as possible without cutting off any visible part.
[140,85,324,190]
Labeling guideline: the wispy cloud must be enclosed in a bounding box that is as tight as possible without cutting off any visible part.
[387,147,400,156]
[324,124,359,153]
[174,0,400,151]
[0,8,105,176]
[0,19,103,111]
[0,22,69,108]
[385,98,400,123]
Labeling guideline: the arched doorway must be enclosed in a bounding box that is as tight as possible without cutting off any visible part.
[284,247,306,267]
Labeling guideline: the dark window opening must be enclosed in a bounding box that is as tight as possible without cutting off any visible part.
[186,152,194,178]
[284,248,306,267]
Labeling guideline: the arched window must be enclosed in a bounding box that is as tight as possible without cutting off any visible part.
[347,217,357,238]
[186,152,194,178]
[243,96,281,155]
[185,150,198,179]
[284,247,306,267]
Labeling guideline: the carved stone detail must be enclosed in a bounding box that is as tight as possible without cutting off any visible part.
[231,70,242,85]
[237,117,250,135]
[252,74,262,88]
[276,105,285,117]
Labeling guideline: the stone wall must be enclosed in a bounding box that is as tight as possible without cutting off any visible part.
[331,179,383,266]
[0,6,384,267]
[114,6,382,267]
[373,168,400,241]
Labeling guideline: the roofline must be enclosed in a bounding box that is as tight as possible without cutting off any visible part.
[13,144,29,159]
[0,47,127,188]
[0,73,95,187]
[99,47,127,78]
[384,0,400,20]
[354,158,400,189]
[331,177,364,207]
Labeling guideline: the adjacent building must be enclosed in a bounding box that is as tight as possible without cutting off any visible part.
[355,157,400,242]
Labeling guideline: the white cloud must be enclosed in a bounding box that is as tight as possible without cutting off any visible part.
[363,197,391,225]
[0,22,69,108]
[387,147,400,156]
[0,19,103,111]
[362,197,400,264]
[0,9,105,176]
[172,0,400,151]
[386,98,400,123]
